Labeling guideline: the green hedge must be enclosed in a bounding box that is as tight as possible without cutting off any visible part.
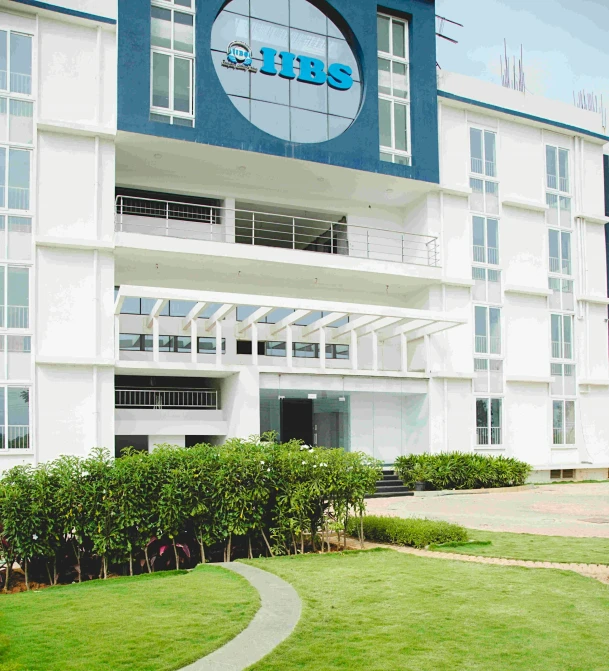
[347,515,468,549]
[394,453,531,491]
[0,439,381,590]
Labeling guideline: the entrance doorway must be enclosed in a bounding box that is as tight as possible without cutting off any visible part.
[281,399,313,445]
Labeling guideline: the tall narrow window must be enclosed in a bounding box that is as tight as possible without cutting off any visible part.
[378,14,410,165]
[9,33,32,95]
[475,306,501,355]
[553,399,575,445]
[7,266,28,328]
[8,148,30,210]
[476,398,502,446]
[551,314,573,360]
[150,1,195,126]
[548,230,571,275]
[546,146,571,228]
[472,216,499,264]
[470,129,496,177]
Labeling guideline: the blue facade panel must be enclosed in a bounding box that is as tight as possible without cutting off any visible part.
[118,0,439,184]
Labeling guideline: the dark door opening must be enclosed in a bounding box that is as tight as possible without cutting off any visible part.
[281,399,314,445]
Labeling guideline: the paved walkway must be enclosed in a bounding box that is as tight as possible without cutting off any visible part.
[180,562,301,671]
[344,537,609,584]
[367,482,609,537]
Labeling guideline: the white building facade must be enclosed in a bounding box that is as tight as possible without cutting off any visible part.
[1,0,608,481]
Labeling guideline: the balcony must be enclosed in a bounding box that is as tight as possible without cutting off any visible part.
[114,195,440,268]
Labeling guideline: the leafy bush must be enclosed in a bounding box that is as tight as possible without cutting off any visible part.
[0,439,381,590]
[394,453,531,491]
[347,515,468,549]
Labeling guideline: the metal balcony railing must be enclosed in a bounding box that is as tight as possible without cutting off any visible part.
[2,426,30,450]
[477,427,502,446]
[115,195,441,268]
[115,388,219,410]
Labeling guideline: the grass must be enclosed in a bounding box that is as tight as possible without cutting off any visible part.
[0,566,259,671]
[429,529,609,564]
[245,549,609,671]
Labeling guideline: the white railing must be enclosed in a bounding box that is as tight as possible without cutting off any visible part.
[7,305,28,329]
[490,427,501,445]
[487,247,499,265]
[115,388,218,410]
[489,336,501,355]
[8,187,30,211]
[549,256,560,273]
[476,427,488,445]
[552,341,562,359]
[6,425,29,450]
[10,72,31,95]
[115,195,441,268]
[552,428,563,445]
[475,335,487,353]
[471,157,483,174]
[485,160,496,178]
[473,245,486,263]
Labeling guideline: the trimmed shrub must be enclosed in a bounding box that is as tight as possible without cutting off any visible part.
[0,439,381,590]
[347,515,468,549]
[394,453,531,491]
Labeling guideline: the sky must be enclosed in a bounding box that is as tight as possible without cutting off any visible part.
[435,0,609,122]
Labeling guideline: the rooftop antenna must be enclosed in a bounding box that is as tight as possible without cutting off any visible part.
[435,15,463,69]
[573,89,607,129]
[500,40,526,93]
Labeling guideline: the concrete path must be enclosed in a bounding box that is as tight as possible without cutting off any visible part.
[367,482,609,537]
[180,562,301,671]
[344,538,609,584]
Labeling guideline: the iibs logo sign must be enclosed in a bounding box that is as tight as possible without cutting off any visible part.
[222,41,258,73]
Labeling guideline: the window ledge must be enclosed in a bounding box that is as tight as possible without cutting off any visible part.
[440,184,472,198]
[576,212,607,225]
[579,378,609,387]
[442,277,475,288]
[36,356,115,367]
[550,445,578,451]
[506,375,552,384]
[502,197,548,213]
[504,284,552,298]
[576,295,609,305]
[0,450,33,456]
[37,118,116,140]
[430,371,474,379]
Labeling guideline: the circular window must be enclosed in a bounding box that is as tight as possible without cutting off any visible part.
[211,0,362,143]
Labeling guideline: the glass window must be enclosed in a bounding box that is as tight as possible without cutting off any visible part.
[7,266,28,328]
[476,397,502,445]
[470,128,483,174]
[474,306,487,353]
[176,335,191,353]
[174,12,194,53]
[7,216,31,261]
[9,34,32,95]
[169,299,195,317]
[158,335,174,351]
[377,14,410,165]
[121,297,141,315]
[8,148,30,210]
[265,341,286,357]
[553,399,575,445]
[294,342,318,358]
[0,32,6,90]
[546,145,570,195]
[198,337,225,354]
[151,6,172,49]
[174,57,192,113]
[152,52,170,109]
[119,334,143,351]
[7,386,29,449]
[551,314,573,360]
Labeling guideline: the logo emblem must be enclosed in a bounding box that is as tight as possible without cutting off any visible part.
[222,41,258,72]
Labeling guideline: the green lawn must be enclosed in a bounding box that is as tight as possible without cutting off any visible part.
[0,566,259,671]
[429,530,609,564]
[245,549,609,671]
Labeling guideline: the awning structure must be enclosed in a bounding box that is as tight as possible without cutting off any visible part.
[115,285,466,373]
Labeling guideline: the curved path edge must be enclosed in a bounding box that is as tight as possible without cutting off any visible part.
[180,562,302,671]
[345,538,609,584]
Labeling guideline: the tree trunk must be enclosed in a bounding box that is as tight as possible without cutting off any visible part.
[53,558,58,585]
[46,561,53,586]
[103,556,108,580]
[225,534,232,563]
[172,539,179,570]
[129,551,133,577]
[261,529,274,557]
[4,558,10,593]
[291,532,297,555]
[198,536,206,565]
[343,515,349,550]
[74,544,82,583]
[144,545,152,573]
[300,532,304,555]
[248,536,253,559]
[24,559,29,591]
[360,512,364,550]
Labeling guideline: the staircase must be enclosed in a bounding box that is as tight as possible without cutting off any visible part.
[367,469,414,498]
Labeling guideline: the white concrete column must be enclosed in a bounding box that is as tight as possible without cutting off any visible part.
[114,315,120,360]
[223,197,236,244]
[286,324,293,368]
[372,331,379,371]
[401,333,408,373]
[350,330,358,370]
[215,320,222,367]
[251,322,258,365]
[190,319,198,364]
[319,327,326,369]
[152,317,159,362]
[424,334,430,375]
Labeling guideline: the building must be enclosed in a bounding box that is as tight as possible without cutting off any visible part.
[0,0,608,481]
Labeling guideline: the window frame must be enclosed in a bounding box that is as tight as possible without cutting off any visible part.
[469,127,497,178]
[548,228,572,276]
[0,383,31,451]
[150,0,196,125]
[550,313,574,361]
[475,397,502,446]
[469,177,499,216]
[472,215,499,266]
[552,399,575,446]
[377,13,411,166]
[474,305,501,356]
[545,145,572,229]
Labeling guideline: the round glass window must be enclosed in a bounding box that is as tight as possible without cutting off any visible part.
[211,0,362,143]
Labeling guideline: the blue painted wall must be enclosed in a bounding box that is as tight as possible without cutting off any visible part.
[117,0,439,183]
